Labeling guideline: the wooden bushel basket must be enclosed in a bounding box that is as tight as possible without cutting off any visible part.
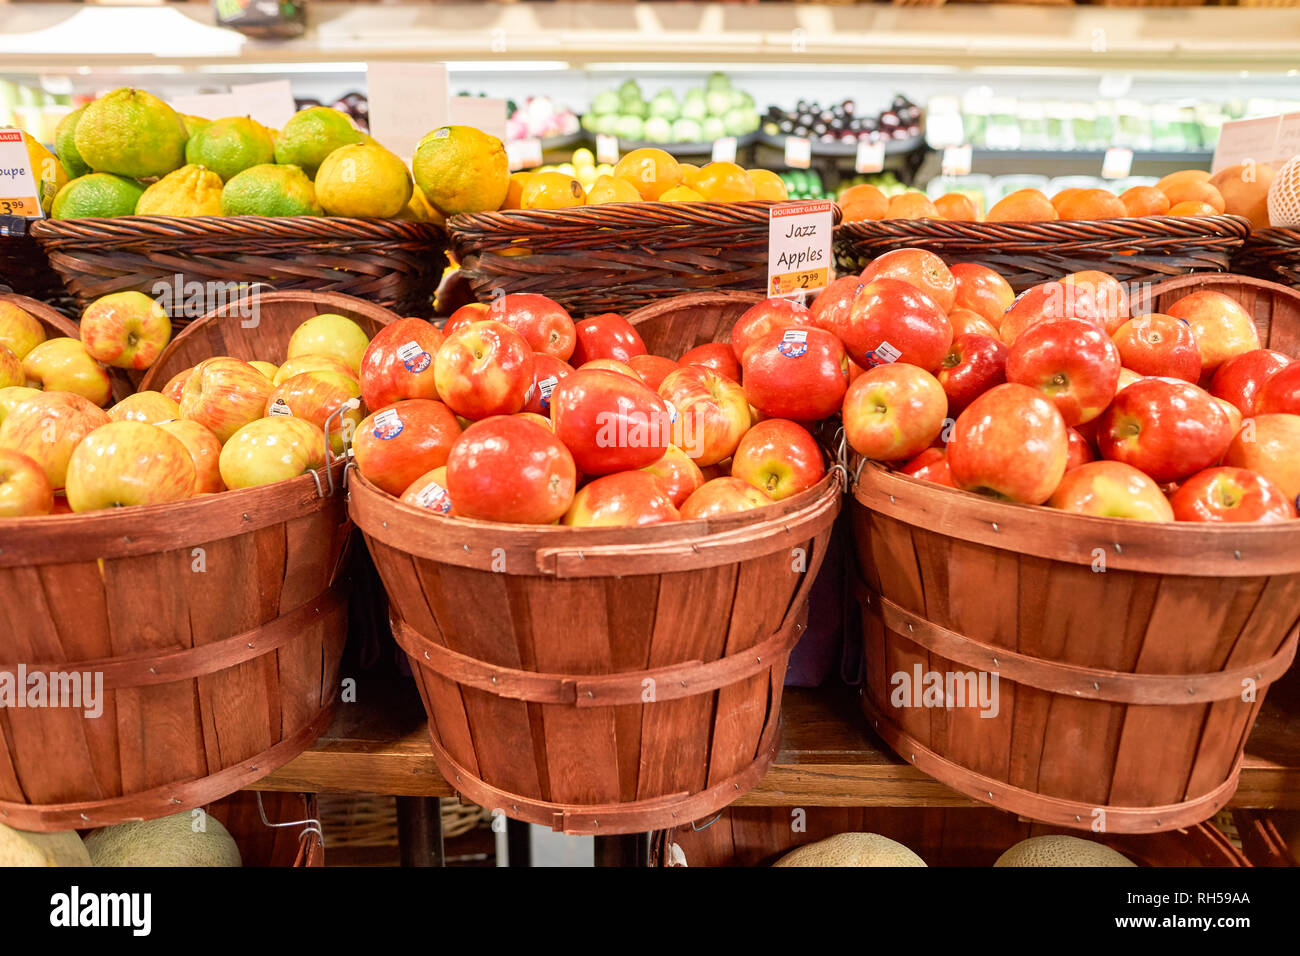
[850,273,1300,834]
[349,291,843,833]
[0,292,133,403]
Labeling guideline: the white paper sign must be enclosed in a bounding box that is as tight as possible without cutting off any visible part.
[711,136,737,164]
[784,136,812,170]
[767,200,834,298]
[230,80,297,131]
[1213,115,1282,172]
[941,144,973,177]
[1101,147,1134,180]
[855,141,885,174]
[507,138,543,172]
[596,134,620,165]
[449,96,507,146]
[1274,112,1300,166]
[367,62,449,163]
[0,130,43,218]
[169,92,242,122]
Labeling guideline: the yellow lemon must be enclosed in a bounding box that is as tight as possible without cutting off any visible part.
[314,143,413,218]
[412,126,509,218]
[521,171,587,209]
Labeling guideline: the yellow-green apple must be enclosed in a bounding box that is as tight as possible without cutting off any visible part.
[449,415,577,524]
[156,418,224,494]
[358,317,444,411]
[265,370,364,454]
[1164,290,1261,375]
[0,301,45,359]
[562,470,676,527]
[0,390,109,488]
[730,298,813,363]
[860,248,956,313]
[273,354,358,386]
[1000,271,1128,344]
[900,447,955,488]
[578,358,642,381]
[0,385,42,427]
[1047,460,1174,522]
[730,418,825,500]
[1257,364,1300,415]
[79,291,172,370]
[1097,378,1234,482]
[1223,413,1300,502]
[1112,313,1201,383]
[743,327,849,422]
[842,363,947,461]
[399,465,453,515]
[1170,466,1296,523]
[180,357,275,443]
[0,448,54,517]
[286,313,371,374]
[1210,349,1290,416]
[1006,318,1121,426]
[678,476,771,520]
[841,277,951,373]
[947,308,1001,341]
[947,383,1069,503]
[249,361,278,380]
[0,345,22,388]
[443,302,488,337]
[936,333,1008,414]
[950,262,1015,326]
[641,444,705,507]
[433,320,535,421]
[550,368,672,475]
[353,398,461,497]
[808,275,863,344]
[627,354,678,392]
[65,421,195,512]
[22,338,112,406]
[218,416,326,490]
[570,312,647,366]
[108,390,180,423]
[1066,427,1095,472]
[161,367,193,403]
[486,292,576,360]
[679,342,741,383]
[523,354,574,416]
[656,365,750,465]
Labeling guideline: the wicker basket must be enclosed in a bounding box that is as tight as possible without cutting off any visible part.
[834,215,1251,292]
[30,215,447,325]
[207,790,324,867]
[1233,226,1300,288]
[0,222,71,312]
[448,201,840,317]
[0,291,133,403]
[850,272,1300,834]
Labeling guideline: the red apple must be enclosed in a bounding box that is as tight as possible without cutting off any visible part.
[950,262,1015,326]
[1096,378,1234,482]
[400,465,454,515]
[1111,313,1202,383]
[156,419,224,494]
[1047,460,1175,522]
[1000,272,1128,344]
[1006,318,1121,426]
[730,419,825,500]
[1257,363,1300,415]
[730,298,813,363]
[522,353,574,416]
[947,308,1001,341]
[550,368,672,475]
[273,353,359,387]
[1164,290,1261,374]
[840,277,952,373]
[679,342,741,383]
[353,399,462,497]
[741,327,849,422]
[358,316,445,411]
[0,390,110,489]
[860,248,956,313]
[936,333,1008,414]
[570,313,647,365]
[1065,427,1095,472]
[486,292,576,360]
[1210,349,1291,416]
[679,476,772,519]
[161,367,192,403]
[656,365,750,465]
[641,444,705,508]
[947,383,1069,503]
[578,359,642,380]
[179,356,275,443]
[265,370,364,454]
[842,363,948,461]
[79,290,172,370]
[561,470,677,527]
[808,275,863,343]
[65,421,196,511]
[0,448,54,516]
[1223,413,1300,503]
[627,354,678,391]
[433,320,535,421]
[447,415,577,524]
[900,447,955,488]
[1170,466,1296,523]
[443,302,489,337]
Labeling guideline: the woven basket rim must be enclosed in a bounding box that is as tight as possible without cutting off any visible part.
[450,199,843,234]
[836,213,1251,242]
[1241,225,1300,246]
[30,214,447,241]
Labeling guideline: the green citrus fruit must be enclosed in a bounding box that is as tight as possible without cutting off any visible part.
[220,164,322,217]
[273,106,364,179]
[73,88,188,179]
[314,143,412,218]
[412,126,509,217]
[184,116,276,183]
[136,165,224,217]
[54,106,91,179]
[181,114,211,139]
[50,174,146,219]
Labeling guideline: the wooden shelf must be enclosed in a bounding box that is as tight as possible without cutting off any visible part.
[255,673,1300,811]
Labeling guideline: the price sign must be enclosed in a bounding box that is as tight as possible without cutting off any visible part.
[1101,147,1134,180]
[449,96,508,145]
[1275,112,1300,165]
[230,80,297,130]
[784,136,812,170]
[1212,115,1282,173]
[367,62,449,164]
[854,140,885,174]
[940,144,972,177]
[596,134,620,165]
[767,200,833,298]
[507,137,543,171]
[0,130,44,218]
[711,136,737,164]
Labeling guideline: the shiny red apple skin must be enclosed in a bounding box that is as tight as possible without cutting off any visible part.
[1047,460,1175,522]
[522,353,575,417]
[656,365,750,466]
[842,363,947,462]
[950,262,1015,326]
[1210,349,1291,417]
[860,248,956,313]
[1065,427,1095,472]
[730,298,813,363]
[1006,318,1121,426]
[266,370,364,454]
[1257,363,1300,415]
[1111,313,1202,383]
[641,444,705,508]
[433,320,535,421]
[730,418,825,500]
[179,356,275,443]
[443,302,488,337]
[627,354,679,391]
[359,317,444,410]
[1170,466,1297,523]
[570,313,647,365]
[947,383,1069,504]
[936,333,1008,415]
[486,292,576,360]
[0,448,54,516]
[353,399,463,497]
[947,308,1001,341]
[841,277,952,373]
[679,476,772,520]
[447,415,577,524]
[679,342,741,383]
[1096,378,1234,483]
[562,470,678,527]
[0,390,110,489]
[741,327,848,422]
[1223,413,1300,503]
[999,272,1128,344]
[900,447,956,488]
[1165,290,1261,374]
[549,368,671,475]
[808,275,863,343]
[578,359,641,380]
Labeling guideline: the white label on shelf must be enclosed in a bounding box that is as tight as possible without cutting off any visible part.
[596,134,620,165]
[230,79,297,130]
[508,137,544,171]
[448,96,507,146]
[1212,115,1282,172]
[711,136,737,164]
[367,62,449,165]
[1101,147,1134,180]
[854,140,886,174]
[0,130,44,218]
[940,144,972,177]
[784,136,812,170]
[767,200,833,298]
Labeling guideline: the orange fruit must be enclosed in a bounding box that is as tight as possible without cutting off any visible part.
[586,174,641,204]
[1209,163,1276,230]
[679,162,701,180]
[501,171,532,210]
[934,192,979,221]
[659,184,705,203]
[613,147,683,201]
[747,168,788,201]
[1050,187,1083,213]
[1054,188,1126,220]
[691,162,756,202]
[887,191,939,220]
[521,171,586,209]
[838,184,888,221]
[1167,200,1219,217]
[985,188,1057,222]
[1119,185,1171,218]
[1162,179,1225,213]
[1155,169,1210,194]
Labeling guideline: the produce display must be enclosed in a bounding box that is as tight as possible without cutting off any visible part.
[581,74,761,144]
[506,95,582,143]
[762,94,923,148]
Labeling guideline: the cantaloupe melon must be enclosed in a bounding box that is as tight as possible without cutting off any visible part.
[994,834,1135,867]
[773,832,927,867]
[0,821,92,867]
[84,810,241,867]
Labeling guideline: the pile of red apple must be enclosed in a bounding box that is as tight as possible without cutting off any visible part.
[827,249,1299,523]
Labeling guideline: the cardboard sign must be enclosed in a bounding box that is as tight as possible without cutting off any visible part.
[507,138,543,172]
[596,134,620,165]
[0,130,43,218]
[940,144,972,177]
[1101,147,1134,180]
[783,136,811,170]
[711,136,737,164]
[449,96,507,146]
[767,200,833,298]
[855,140,885,174]
[230,80,297,130]
[367,62,449,164]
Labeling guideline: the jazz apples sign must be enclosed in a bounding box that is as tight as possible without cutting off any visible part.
[767,200,834,300]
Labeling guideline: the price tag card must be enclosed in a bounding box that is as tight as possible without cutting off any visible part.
[783,136,811,170]
[1212,115,1281,173]
[507,137,543,172]
[855,140,885,174]
[170,92,242,121]
[367,62,449,164]
[0,130,43,218]
[1274,112,1300,166]
[767,200,834,298]
[230,80,297,130]
[711,136,737,164]
[1101,147,1134,180]
[596,134,620,165]
[940,144,972,177]
[449,96,507,146]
